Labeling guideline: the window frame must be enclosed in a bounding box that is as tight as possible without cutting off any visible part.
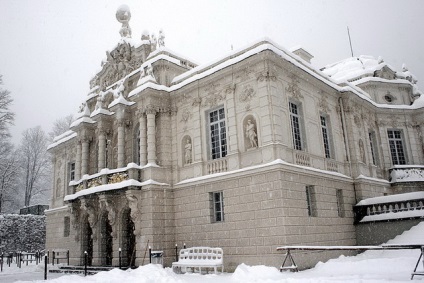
[320,114,333,159]
[368,131,379,166]
[387,129,407,165]
[336,189,345,217]
[289,101,306,151]
[305,185,317,217]
[208,106,228,160]
[210,191,224,223]
[64,216,70,237]
[69,162,75,182]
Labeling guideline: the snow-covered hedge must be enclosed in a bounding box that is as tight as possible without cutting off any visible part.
[0,214,46,253]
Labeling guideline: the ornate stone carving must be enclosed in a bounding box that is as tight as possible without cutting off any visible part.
[183,136,192,165]
[180,108,192,123]
[192,96,202,106]
[239,85,256,103]
[226,83,236,95]
[257,70,276,82]
[108,172,128,184]
[116,5,132,38]
[236,65,254,81]
[317,91,329,113]
[285,75,303,99]
[99,197,117,238]
[88,177,102,188]
[244,117,258,150]
[75,183,84,192]
[69,202,81,242]
[80,199,98,241]
[126,193,141,235]
[203,83,226,107]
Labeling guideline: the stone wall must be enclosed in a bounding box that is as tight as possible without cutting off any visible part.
[174,164,356,271]
[356,219,423,246]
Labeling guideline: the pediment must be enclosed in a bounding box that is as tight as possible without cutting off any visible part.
[90,41,146,91]
[374,66,396,80]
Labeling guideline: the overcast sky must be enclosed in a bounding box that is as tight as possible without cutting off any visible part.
[1,0,423,145]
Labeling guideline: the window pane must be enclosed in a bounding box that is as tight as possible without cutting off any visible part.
[209,108,227,159]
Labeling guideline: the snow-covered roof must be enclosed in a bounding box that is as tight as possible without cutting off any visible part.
[321,55,397,82]
[47,130,77,150]
[64,178,168,201]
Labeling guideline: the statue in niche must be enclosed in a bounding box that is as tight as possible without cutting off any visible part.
[359,139,366,163]
[245,119,258,149]
[184,138,192,164]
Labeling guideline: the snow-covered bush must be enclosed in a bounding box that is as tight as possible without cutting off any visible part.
[0,214,45,253]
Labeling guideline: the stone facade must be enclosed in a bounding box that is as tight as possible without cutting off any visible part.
[46,6,424,271]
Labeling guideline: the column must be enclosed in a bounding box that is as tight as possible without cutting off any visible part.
[98,130,106,170]
[146,108,157,164]
[75,142,81,180]
[117,120,125,168]
[139,113,147,166]
[81,139,89,175]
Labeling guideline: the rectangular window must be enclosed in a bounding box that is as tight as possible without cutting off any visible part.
[320,115,332,158]
[211,191,224,222]
[305,185,317,217]
[64,216,70,237]
[336,189,344,217]
[69,162,75,181]
[387,130,407,165]
[289,102,304,150]
[369,131,379,165]
[209,107,227,160]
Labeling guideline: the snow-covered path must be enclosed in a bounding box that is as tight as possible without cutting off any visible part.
[2,222,424,282]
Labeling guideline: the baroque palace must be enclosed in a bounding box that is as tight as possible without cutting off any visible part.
[46,5,424,270]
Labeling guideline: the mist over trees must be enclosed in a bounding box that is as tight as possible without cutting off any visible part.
[49,114,73,141]
[0,75,14,138]
[20,126,51,207]
[0,75,76,213]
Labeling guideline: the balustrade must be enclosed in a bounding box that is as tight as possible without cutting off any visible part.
[207,158,228,174]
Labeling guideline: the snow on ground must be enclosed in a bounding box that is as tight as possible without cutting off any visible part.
[2,222,424,282]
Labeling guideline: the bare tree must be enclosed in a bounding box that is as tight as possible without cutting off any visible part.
[20,126,51,207]
[49,114,73,141]
[0,75,15,138]
[0,139,19,213]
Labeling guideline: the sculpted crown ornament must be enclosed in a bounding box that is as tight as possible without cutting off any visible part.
[116,5,132,38]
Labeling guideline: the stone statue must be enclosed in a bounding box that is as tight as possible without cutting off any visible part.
[245,119,258,148]
[185,139,192,164]
[116,5,132,38]
[146,64,155,79]
[359,139,366,163]
[158,29,165,47]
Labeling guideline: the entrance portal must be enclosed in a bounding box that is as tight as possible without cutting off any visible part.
[121,208,136,267]
[81,216,93,266]
[100,212,113,266]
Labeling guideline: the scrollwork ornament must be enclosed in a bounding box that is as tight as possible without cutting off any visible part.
[257,70,277,82]
[180,108,192,123]
[239,85,256,103]
[285,75,303,99]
